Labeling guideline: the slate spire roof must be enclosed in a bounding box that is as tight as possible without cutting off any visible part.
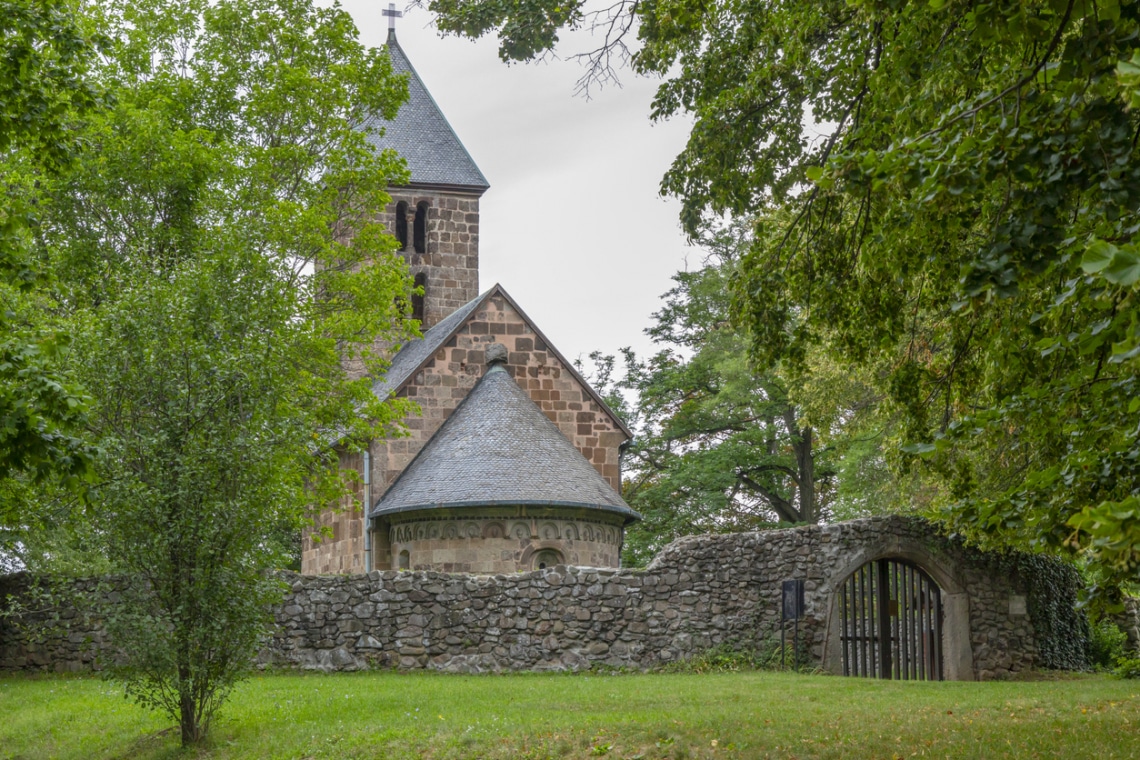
[365,29,489,192]
[371,358,640,523]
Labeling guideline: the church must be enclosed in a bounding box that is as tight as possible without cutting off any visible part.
[301,26,640,576]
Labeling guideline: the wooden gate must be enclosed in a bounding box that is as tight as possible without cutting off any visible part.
[839,558,943,680]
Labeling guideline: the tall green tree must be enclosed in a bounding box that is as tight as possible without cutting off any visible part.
[427,0,1140,584]
[0,0,101,516]
[723,2,1140,586]
[19,0,415,744]
[595,226,839,566]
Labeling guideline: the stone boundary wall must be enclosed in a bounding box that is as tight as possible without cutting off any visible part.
[0,517,1093,679]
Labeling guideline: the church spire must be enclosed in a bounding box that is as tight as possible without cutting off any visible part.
[365,24,489,193]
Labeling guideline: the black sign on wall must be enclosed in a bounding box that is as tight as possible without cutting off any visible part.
[782,579,805,621]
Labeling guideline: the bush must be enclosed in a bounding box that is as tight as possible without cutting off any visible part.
[665,633,813,674]
[1087,618,1140,678]
[1089,619,1128,671]
[1115,657,1140,679]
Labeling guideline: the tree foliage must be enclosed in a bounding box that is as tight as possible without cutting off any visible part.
[11,0,415,744]
[428,0,1140,585]
[593,226,838,566]
[723,0,1140,586]
[0,0,102,503]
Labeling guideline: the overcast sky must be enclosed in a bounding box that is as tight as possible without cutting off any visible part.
[336,1,698,365]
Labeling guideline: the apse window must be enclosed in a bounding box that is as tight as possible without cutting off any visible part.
[534,549,563,570]
[398,550,410,570]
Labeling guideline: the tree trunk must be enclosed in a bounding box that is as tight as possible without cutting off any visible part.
[179,666,200,746]
[797,426,816,523]
[781,404,817,523]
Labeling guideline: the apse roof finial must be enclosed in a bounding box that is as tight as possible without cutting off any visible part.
[485,343,508,368]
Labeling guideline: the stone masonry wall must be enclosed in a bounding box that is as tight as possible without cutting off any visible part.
[3,518,1091,680]
[303,451,368,575]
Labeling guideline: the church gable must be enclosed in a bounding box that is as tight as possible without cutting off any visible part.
[371,285,630,496]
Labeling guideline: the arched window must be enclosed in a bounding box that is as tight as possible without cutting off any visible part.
[413,201,428,254]
[398,550,410,570]
[412,272,427,323]
[394,201,408,250]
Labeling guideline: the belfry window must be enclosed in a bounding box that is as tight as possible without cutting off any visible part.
[412,272,427,323]
[395,201,408,250]
[413,201,428,254]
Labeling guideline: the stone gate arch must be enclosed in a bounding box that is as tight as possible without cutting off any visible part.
[821,539,975,680]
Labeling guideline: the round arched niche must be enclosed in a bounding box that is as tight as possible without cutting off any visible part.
[820,538,975,681]
[533,548,564,570]
[520,541,569,571]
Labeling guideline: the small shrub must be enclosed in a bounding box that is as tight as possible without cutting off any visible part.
[664,635,812,674]
[1089,619,1128,671]
[1086,617,1140,678]
[1115,656,1140,679]
[682,644,759,673]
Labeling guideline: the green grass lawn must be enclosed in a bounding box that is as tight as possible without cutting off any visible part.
[1,670,1137,759]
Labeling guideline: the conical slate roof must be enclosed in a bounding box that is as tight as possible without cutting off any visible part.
[365,30,489,192]
[372,362,639,522]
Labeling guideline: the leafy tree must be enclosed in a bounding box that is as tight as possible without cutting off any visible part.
[723,1,1140,587]
[0,0,102,510]
[17,0,415,744]
[427,0,1140,584]
[595,226,839,566]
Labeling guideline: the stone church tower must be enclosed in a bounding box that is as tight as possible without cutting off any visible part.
[301,30,638,576]
[369,28,488,328]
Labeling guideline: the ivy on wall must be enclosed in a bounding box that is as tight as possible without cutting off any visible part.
[1008,554,1091,671]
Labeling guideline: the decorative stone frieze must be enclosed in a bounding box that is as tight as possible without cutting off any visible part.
[386,512,625,573]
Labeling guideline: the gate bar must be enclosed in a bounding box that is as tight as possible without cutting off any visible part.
[876,559,891,679]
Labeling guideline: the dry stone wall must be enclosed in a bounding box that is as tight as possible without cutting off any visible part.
[2,517,1093,680]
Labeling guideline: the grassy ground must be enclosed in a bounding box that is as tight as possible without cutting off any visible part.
[1,670,1138,759]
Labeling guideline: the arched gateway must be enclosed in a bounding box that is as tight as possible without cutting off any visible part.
[821,537,977,681]
[837,558,943,680]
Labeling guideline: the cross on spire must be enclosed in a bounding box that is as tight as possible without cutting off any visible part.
[383,3,403,32]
